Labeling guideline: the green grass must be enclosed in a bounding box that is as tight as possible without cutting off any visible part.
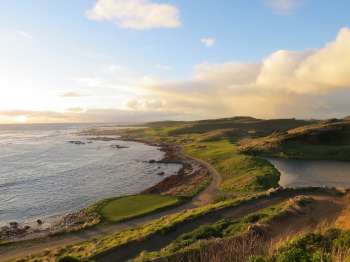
[119,119,282,197]
[96,194,181,223]
[184,139,280,196]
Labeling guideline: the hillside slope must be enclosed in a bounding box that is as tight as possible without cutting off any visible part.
[238,118,350,161]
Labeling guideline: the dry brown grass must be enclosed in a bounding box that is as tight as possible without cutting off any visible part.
[164,233,269,262]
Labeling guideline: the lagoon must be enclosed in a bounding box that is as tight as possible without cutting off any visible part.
[267,157,350,189]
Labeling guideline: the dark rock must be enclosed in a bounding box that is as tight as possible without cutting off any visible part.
[68,141,85,145]
[149,160,157,163]
[37,219,43,225]
[157,172,165,176]
[110,144,129,149]
[88,137,119,142]
[9,222,18,228]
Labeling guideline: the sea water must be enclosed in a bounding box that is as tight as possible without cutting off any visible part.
[0,123,181,226]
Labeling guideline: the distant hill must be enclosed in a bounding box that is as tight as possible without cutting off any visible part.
[238,118,350,161]
[146,117,315,138]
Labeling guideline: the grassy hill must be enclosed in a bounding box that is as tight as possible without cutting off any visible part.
[147,116,314,137]
[120,117,315,198]
[15,116,350,262]
[238,118,350,161]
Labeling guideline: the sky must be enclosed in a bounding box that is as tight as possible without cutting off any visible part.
[1,0,350,123]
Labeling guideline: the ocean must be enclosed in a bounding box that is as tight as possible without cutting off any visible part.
[0,123,181,226]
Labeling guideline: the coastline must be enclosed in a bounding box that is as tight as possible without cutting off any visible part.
[0,134,207,244]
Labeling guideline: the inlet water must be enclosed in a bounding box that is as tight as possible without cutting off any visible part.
[267,157,350,189]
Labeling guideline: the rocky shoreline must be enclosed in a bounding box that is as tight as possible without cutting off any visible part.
[0,135,192,243]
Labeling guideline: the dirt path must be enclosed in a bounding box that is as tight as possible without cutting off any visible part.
[0,152,222,262]
[186,154,222,206]
[92,190,344,262]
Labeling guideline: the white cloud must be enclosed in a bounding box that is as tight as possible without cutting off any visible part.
[194,62,261,86]
[132,27,350,119]
[86,0,181,30]
[265,0,302,14]
[201,37,216,47]
[5,27,350,123]
[16,30,33,40]
[257,28,350,94]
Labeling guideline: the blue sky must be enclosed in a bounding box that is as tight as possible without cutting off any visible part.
[1,0,350,123]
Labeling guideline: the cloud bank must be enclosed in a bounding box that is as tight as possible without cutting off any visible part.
[87,0,181,30]
[2,28,350,123]
[127,28,350,119]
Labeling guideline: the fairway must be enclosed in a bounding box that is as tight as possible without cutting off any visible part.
[98,194,181,222]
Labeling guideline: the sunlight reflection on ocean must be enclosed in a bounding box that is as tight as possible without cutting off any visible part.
[0,124,181,225]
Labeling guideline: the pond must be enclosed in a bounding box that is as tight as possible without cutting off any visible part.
[266,158,350,189]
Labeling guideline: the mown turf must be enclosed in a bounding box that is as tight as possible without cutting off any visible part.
[97,194,181,222]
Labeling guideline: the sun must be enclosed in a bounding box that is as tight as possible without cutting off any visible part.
[15,115,29,123]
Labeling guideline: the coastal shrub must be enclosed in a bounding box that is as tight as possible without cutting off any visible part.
[249,256,269,262]
[333,230,350,248]
[267,229,350,262]
[57,255,81,262]
[275,247,312,262]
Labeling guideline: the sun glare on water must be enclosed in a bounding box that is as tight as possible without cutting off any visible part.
[15,115,29,123]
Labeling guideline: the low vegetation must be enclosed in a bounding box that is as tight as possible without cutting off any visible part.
[19,194,269,261]
[254,228,350,262]
[133,201,289,261]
